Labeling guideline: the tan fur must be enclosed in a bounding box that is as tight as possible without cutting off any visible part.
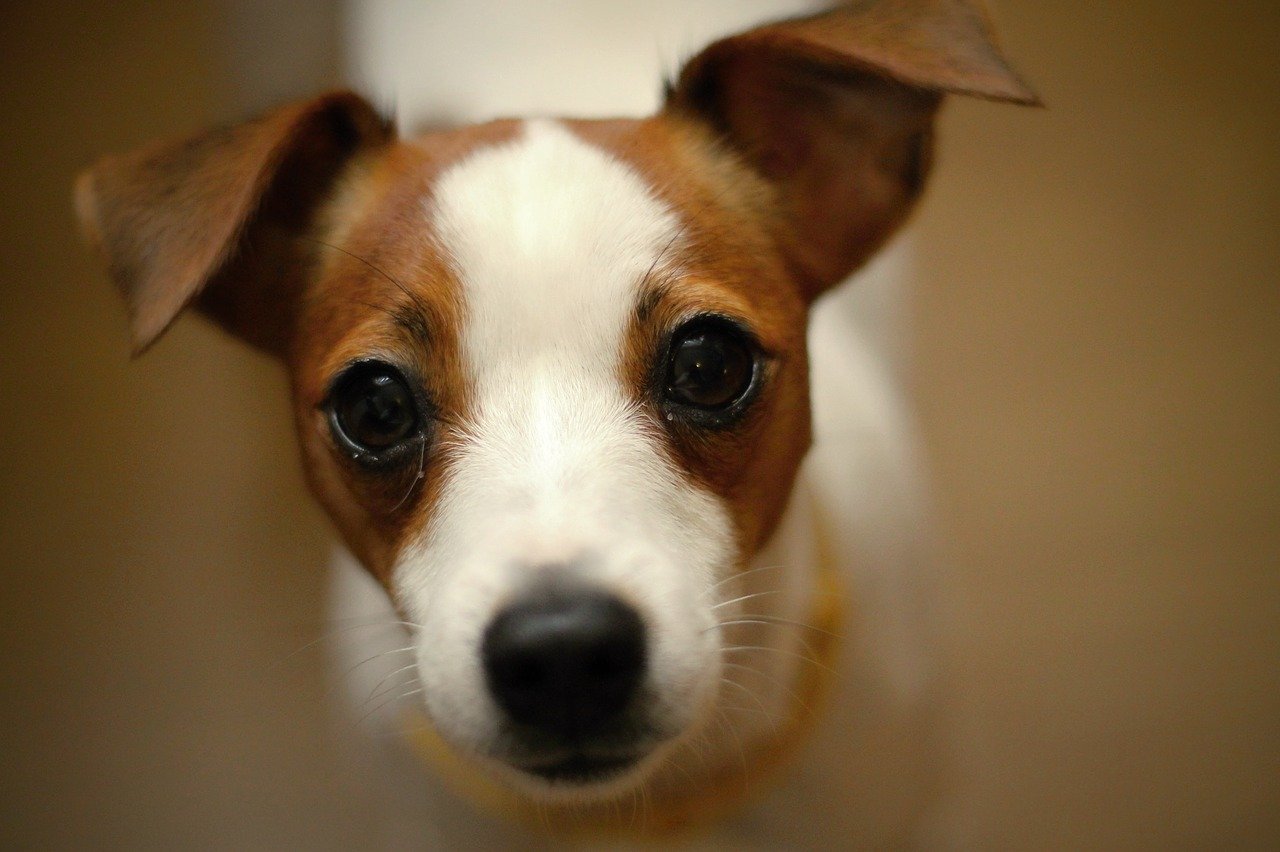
[290,122,524,585]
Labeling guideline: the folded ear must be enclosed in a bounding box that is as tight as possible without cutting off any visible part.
[75,91,394,355]
[667,0,1038,298]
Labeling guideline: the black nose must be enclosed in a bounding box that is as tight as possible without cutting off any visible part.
[482,588,646,740]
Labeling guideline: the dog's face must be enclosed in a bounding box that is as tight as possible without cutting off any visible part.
[76,3,1033,799]
[295,116,813,792]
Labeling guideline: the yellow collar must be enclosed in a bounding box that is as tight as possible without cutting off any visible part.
[403,559,845,840]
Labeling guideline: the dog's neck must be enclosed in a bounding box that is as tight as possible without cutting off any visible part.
[403,458,843,838]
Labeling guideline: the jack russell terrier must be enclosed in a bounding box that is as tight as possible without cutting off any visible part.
[76,1,1035,846]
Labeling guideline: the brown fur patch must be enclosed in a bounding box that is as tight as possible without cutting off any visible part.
[75,92,393,353]
[287,121,521,585]
[563,116,814,559]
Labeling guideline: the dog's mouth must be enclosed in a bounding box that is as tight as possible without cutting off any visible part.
[490,722,668,791]
[517,751,643,785]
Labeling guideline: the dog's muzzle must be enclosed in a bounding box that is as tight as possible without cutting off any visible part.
[482,583,650,783]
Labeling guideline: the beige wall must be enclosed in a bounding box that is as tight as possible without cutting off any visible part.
[1,1,1276,848]
[0,2,359,848]
[913,3,1279,844]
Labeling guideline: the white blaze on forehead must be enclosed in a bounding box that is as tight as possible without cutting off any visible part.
[396,120,731,753]
[406,118,729,583]
[431,119,678,392]
[424,118,694,564]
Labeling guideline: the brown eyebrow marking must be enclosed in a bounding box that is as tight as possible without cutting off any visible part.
[309,235,440,348]
[311,235,438,323]
[636,281,669,325]
[390,303,433,347]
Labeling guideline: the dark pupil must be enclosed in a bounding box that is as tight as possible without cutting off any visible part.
[340,374,415,449]
[668,329,752,408]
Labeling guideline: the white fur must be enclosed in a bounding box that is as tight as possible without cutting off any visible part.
[391,121,736,786]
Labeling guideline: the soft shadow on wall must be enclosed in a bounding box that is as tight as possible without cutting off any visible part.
[0,1,365,848]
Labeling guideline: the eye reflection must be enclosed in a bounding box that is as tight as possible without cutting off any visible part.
[663,319,756,411]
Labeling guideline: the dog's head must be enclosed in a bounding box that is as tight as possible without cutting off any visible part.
[77,3,1033,800]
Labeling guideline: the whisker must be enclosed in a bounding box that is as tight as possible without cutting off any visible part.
[721,614,839,663]
[722,660,813,718]
[719,675,779,730]
[712,707,749,784]
[722,643,838,677]
[711,589,783,612]
[388,437,427,514]
[365,676,420,710]
[707,615,840,638]
[719,703,779,720]
[326,615,422,628]
[361,660,420,704]
[686,728,712,773]
[636,164,749,303]
[709,563,785,594]
[664,751,697,785]
[325,646,417,699]
[638,217,691,294]
[355,686,424,730]
[275,619,420,668]
[610,790,622,827]
[309,237,434,321]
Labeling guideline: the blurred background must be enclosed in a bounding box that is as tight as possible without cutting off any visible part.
[1,0,1276,848]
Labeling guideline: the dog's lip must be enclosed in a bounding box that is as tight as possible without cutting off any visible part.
[517,752,642,784]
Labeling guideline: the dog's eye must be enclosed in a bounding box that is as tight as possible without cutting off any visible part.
[328,362,420,456]
[664,320,756,411]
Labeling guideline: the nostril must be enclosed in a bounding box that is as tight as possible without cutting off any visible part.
[482,588,646,739]
[501,656,545,694]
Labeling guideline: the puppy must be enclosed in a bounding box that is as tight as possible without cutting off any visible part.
[76,1,1035,846]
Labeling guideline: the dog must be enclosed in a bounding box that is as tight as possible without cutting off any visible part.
[75,2,1035,846]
